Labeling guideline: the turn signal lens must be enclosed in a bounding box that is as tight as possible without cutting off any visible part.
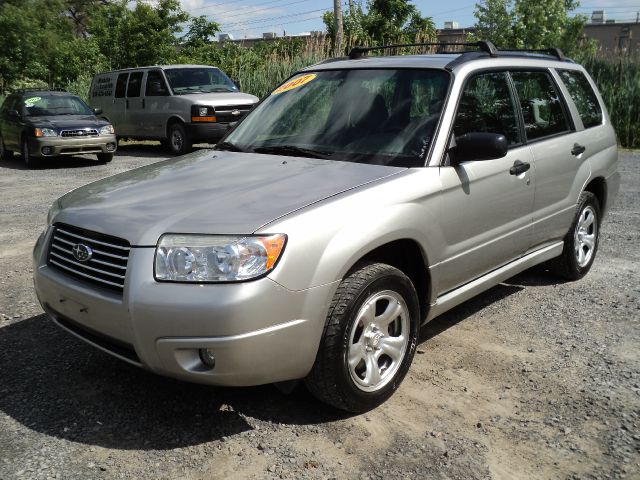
[260,234,286,270]
[191,116,217,122]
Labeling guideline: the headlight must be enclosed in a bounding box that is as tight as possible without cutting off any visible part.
[198,107,208,117]
[47,199,61,225]
[35,128,57,137]
[155,234,286,282]
[99,124,115,135]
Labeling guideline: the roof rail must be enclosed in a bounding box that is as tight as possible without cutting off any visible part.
[496,47,566,61]
[348,41,498,59]
[16,87,68,93]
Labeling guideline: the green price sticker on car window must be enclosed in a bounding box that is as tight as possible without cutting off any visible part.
[24,96,42,107]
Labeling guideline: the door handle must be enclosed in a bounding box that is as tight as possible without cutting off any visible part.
[571,143,586,156]
[142,98,145,109]
[509,160,530,176]
[126,99,129,109]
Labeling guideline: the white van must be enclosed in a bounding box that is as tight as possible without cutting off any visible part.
[89,65,258,154]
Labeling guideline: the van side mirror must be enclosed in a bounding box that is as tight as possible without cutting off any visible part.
[93,107,103,115]
[8,109,20,119]
[232,79,241,90]
[148,80,168,96]
[452,132,508,163]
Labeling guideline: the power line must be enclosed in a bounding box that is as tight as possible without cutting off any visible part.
[220,7,329,28]
[211,0,315,22]
[222,13,324,33]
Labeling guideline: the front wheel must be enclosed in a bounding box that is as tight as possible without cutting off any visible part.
[166,123,192,156]
[548,191,600,280]
[22,139,38,168]
[97,152,113,163]
[0,135,13,160]
[305,262,420,412]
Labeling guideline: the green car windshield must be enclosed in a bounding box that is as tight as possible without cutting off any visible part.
[164,67,238,94]
[22,95,93,117]
[222,68,450,166]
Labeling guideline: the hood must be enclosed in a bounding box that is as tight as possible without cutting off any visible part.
[28,115,107,130]
[176,91,259,107]
[54,150,404,246]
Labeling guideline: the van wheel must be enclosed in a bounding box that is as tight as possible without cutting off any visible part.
[167,123,192,155]
[548,191,600,280]
[22,139,38,168]
[97,153,113,164]
[305,262,419,412]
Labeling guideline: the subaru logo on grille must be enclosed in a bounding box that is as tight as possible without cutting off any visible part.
[72,243,93,262]
[231,109,241,116]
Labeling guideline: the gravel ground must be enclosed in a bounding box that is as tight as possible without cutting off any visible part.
[0,146,638,480]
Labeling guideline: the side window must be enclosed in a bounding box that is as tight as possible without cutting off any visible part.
[453,72,521,145]
[510,71,570,140]
[145,70,168,96]
[126,72,143,98]
[558,70,603,128]
[115,73,128,98]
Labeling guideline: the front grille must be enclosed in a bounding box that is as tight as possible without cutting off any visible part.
[47,224,130,294]
[61,129,99,138]
[215,104,253,122]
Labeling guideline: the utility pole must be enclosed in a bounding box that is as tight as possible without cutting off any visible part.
[349,0,354,14]
[334,0,344,54]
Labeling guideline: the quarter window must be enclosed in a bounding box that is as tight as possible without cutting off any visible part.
[558,70,602,128]
[454,72,522,145]
[510,71,570,140]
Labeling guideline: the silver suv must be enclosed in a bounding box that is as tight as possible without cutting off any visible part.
[34,42,619,412]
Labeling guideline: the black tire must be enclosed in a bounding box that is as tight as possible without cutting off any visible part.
[0,134,12,160]
[305,262,420,412]
[97,152,113,163]
[22,139,38,168]
[548,191,601,281]
[166,123,192,156]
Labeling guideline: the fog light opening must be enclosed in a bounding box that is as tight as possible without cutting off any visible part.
[199,348,216,368]
[41,146,53,156]
[106,143,116,152]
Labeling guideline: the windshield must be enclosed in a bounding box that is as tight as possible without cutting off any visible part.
[222,68,450,166]
[164,67,237,94]
[22,94,93,117]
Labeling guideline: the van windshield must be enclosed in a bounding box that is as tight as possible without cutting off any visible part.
[164,68,237,94]
[220,68,450,167]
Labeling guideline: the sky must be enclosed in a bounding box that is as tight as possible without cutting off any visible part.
[176,0,640,39]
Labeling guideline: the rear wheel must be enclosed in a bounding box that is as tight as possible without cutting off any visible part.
[548,191,600,280]
[22,139,38,168]
[167,123,192,155]
[305,262,419,412]
[97,152,113,163]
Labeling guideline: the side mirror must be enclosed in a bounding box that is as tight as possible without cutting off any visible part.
[93,107,103,115]
[148,80,168,96]
[452,132,508,163]
[8,109,20,119]
[232,79,241,90]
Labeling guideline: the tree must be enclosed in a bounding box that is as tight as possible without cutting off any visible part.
[323,0,435,48]
[472,0,592,56]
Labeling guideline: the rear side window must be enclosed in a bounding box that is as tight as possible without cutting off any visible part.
[127,72,144,97]
[558,70,603,128]
[454,71,522,145]
[115,73,128,98]
[511,71,570,141]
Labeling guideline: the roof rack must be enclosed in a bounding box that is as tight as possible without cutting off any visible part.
[496,47,566,61]
[348,41,498,59]
[16,87,68,93]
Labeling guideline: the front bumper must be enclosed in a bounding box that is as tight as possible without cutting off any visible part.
[186,122,234,143]
[33,227,338,386]
[28,134,117,158]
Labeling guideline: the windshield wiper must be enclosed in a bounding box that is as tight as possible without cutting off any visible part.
[252,145,333,159]
[215,141,245,152]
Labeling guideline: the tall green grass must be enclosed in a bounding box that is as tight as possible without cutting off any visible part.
[581,55,640,148]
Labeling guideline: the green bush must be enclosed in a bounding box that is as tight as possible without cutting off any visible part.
[581,55,640,148]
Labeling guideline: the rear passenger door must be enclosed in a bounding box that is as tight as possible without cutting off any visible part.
[437,71,536,292]
[510,70,588,248]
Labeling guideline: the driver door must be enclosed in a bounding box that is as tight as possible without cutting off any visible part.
[435,71,535,293]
